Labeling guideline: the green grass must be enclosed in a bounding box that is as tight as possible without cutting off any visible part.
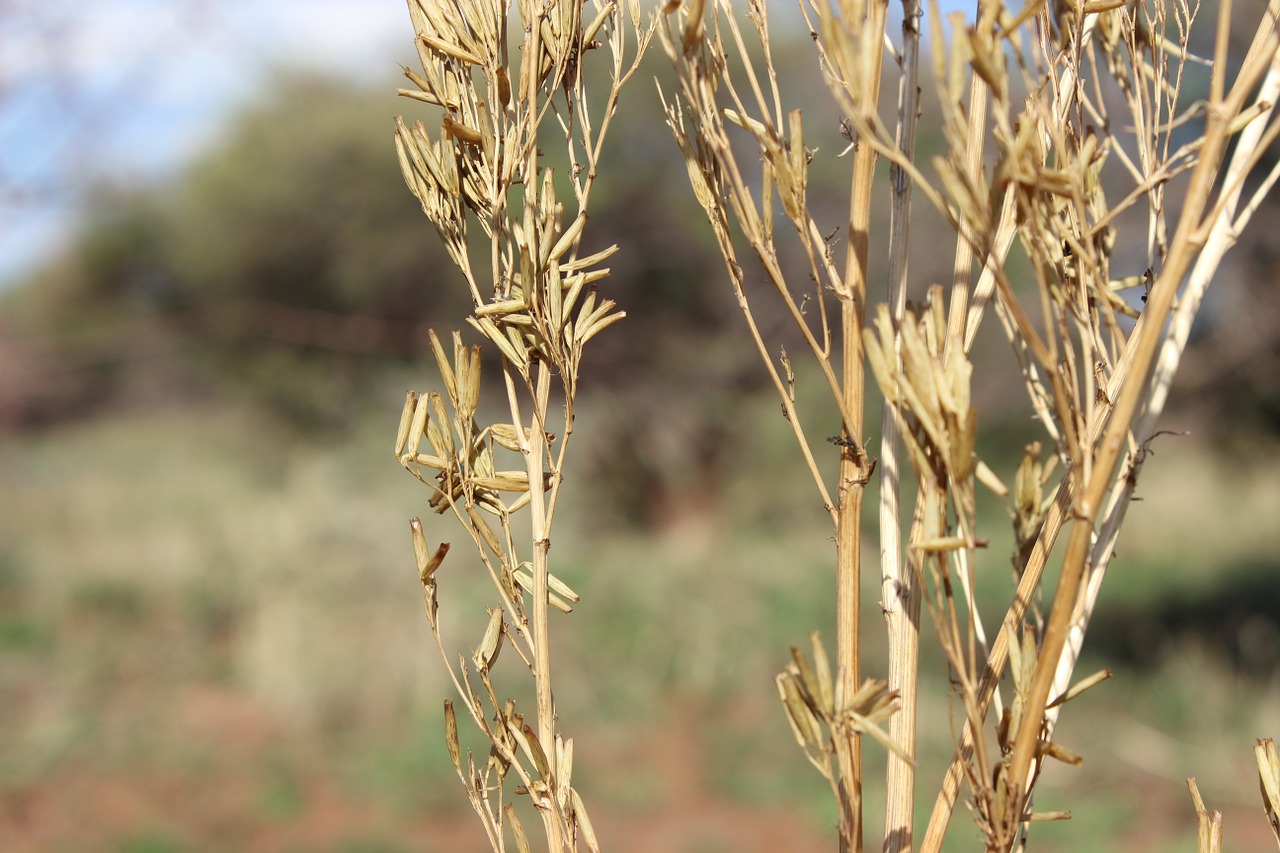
[114,833,189,853]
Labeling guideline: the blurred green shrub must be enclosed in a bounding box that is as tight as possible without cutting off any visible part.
[8,71,470,429]
[4,67,745,437]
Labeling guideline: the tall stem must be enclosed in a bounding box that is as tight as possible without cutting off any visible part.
[525,362,561,849]
[835,1,890,848]
[835,368,865,853]
[1002,20,1256,822]
[882,0,924,847]
[837,131,871,853]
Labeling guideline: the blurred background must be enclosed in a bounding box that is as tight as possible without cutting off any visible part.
[2,2,1279,852]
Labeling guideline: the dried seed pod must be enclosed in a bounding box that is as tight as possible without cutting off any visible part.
[559,243,618,273]
[975,459,1009,496]
[546,258,563,336]
[504,803,532,853]
[407,392,431,459]
[556,735,574,803]
[408,120,450,190]
[808,631,834,716]
[1048,668,1111,708]
[466,504,504,557]
[472,472,533,492]
[412,452,447,470]
[788,646,824,716]
[575,297,625,345]
[474,298,530,317]
[395,117,430,182]
[506,720,535,771]
[443,699,462,772]
[421,393,450,457]
[548,212,588,263]
[424,330,455,407]
[1256,738,1280,846]
[393,132,420,198]
[401,65,434,95]
[777,669,827,763]
[410,517,449,582]
[494,65,512,108]
[571,787,601,853]
[512,565,580,604]
[487,423,529,452]
[1038,739,1083,766]
[468,316,527,367]
[788,109,806,209]
[560,274,589,330]
[682,0,707,53]
[473,606,505,670]
[520,722,552,778]
[761,159,775,243]
[458,344,481,423]
[474,99,495,164]
[582,3,612,47]
[419,31,483,66]
[442,114,483,147]
[395,391,418,457]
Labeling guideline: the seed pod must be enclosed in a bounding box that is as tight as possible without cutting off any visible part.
[582,3,612,47]
[682,0,707,52]
[443,114,483,146]
[473,606,505,670]
[788,109,806,208]
[395,391,418,457]
[571,787,601,853]
[410,517,449,583]
[1048,668,1111,708]
[443,699,462,772]
[457,343,481,423]
[548,212,588,263]
[495,66,512,108]
[419,31,483,66]
[556,735,574,801]
[407,392,431,458]
[1038,739,1083,767]
[466,504,504,557]
[808,631,834,716]
[777,670,825,758]
[504,803,532,853]
[521,724,551,778]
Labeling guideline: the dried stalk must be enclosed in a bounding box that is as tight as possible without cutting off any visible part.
[663,0,1280,851]
[662,2,894,850]
[880,0,924,849]
[393,3,653,851]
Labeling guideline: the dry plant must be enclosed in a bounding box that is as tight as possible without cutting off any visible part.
[390,2,652,851]
[659,0,1280,851]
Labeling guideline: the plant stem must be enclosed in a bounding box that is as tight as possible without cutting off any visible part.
[1002,14,1262,824]
[882,0,924,846]
[835,394,865,853]
[836,1,891,847]
[525,361,561,849]
[836,96,872,853]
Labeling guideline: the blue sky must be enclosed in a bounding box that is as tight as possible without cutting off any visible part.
[0,0,418,286]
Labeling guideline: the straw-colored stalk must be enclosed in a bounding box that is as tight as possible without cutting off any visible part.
[393,2,653,851]
[662,0,1280,851]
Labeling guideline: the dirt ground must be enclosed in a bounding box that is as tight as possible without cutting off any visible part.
[2,684,836,853]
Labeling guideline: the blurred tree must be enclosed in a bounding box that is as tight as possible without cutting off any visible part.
[4,66,741,435]
[7,71,469,429]
[165,72,459,322]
